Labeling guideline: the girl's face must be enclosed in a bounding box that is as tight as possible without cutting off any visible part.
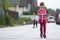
[40,6,44,8]
[40,6,44,9]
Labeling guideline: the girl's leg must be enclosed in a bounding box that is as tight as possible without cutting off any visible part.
[40,23,43,34]
[39,20,43,35]
[43,20,46,38]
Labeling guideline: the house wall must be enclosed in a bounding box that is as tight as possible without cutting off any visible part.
[17,7,24,16]
[8,4,31,17]
[16,4,30,17]
[8,7,16,11]
[23,3,30,12]
[17,7,30,16]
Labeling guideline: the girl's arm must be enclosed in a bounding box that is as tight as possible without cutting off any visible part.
[37,13,40,16]
[44,9,47,16]
[37,9,40,16]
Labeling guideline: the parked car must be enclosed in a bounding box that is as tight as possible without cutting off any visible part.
[56,12,60,24]
[47,16,55,23]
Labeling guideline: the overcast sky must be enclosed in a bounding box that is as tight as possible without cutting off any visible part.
[37,0,60,10]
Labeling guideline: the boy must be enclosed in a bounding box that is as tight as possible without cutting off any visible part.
[33,13,38,28]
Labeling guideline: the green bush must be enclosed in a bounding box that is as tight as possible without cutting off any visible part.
[31,8,38,15]
[0,14,32,27]
[14,17,32,25]
[23,12,32,15]
[0,15,5,25]
[17,17,27,25]
[0,13,15,26]
[17,17,33,25]
[4,13,14,26]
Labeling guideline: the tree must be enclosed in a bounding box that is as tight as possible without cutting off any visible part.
[31,7,38,15]
[3,0,8,13]
[3,0,9,25]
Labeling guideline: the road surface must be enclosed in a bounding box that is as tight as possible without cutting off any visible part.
[0,23,60,40]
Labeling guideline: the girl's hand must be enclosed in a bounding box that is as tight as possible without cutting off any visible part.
[40,14,44,15]
[44,13,47,17]
[44,13,47,16]
[37,13,40,16]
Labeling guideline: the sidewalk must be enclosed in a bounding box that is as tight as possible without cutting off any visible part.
[0,23,60,40]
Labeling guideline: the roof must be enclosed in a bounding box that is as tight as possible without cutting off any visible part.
[8,0,20,5]
[0,0,20,5]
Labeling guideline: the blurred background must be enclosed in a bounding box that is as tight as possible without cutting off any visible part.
[0,0,60,27]
[0,0,60,40]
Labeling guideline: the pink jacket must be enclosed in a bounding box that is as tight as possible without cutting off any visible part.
[38,8,46,20]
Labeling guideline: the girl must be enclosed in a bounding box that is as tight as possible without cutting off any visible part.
[38,2,47,38]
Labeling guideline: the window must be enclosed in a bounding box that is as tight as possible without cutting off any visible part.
[49,17,53,19]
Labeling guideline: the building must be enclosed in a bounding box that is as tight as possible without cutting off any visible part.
[0,0,20,19]
[0,0,20,11]
[33,0,37,8]
[20,0,37,12]
[27,0,37,12]
[0,0,37,16]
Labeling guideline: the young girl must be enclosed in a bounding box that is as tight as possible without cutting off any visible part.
[38,2,47,38]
